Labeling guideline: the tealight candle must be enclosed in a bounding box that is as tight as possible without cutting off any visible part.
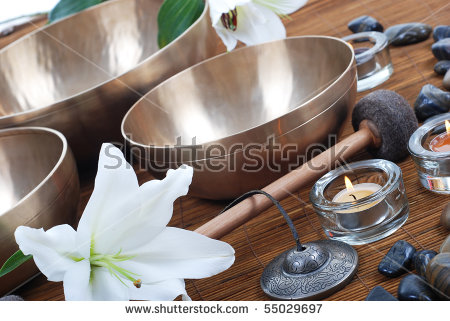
[333,176,381,207]
[332,176,387,230]
[408,113,450,194]
[310,160,409,245]
[429,120,450,152]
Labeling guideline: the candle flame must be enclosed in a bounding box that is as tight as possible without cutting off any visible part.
[344,176,354,192]
[446,120,450,134]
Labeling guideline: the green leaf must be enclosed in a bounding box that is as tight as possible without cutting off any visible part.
[0,250,33,278]
[157,0,205,48]
[48,0,106,24]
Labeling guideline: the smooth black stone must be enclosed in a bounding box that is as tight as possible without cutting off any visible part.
[365,286,398,301]
[348,15,384,33]
[433,25,450,42]
[385,23,432,46]
[398,274,437,301]
[434,60,450,75]
[444,70,450,91]
[414,250,437,278]
[432,38,450,60]
[426,253,450,299]
[378,240,416,277]
[414,84,450,122]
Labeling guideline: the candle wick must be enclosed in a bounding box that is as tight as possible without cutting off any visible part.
[349,194,357,201]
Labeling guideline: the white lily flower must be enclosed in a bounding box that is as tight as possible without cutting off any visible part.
[208,0,308,51]
[14,144,235,301]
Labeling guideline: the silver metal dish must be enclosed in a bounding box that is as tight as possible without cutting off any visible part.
[0,127,79,296]
[122,36,357,199]
[0,0,216,169]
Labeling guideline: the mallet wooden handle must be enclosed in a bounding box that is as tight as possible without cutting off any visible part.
[195,124,379,239]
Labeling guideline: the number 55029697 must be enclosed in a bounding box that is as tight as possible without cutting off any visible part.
[264,304,322,314]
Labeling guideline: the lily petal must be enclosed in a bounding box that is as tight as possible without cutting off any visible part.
[118,227,235,283]
[209,0,251,51]
[129,279,187,301]
[254,0,308,15]
[138,166,193,229]
[63,260,92,300]
[90,268,130,301]
[212,2,286,51]
[214,27,239,51]
[14,225,83,282]
[104,165,193,253]
[232,2,286,46]
[76,143,139,255]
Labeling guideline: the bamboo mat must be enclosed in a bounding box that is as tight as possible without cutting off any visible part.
[2,0,450,301]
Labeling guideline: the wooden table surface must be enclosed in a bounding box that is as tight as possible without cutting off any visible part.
[2,0,450,301]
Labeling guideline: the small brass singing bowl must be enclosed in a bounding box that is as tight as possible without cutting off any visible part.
[122,36,357,200]
[0,127,79,296]
[0,0,216,169]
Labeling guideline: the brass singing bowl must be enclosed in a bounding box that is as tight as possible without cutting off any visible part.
[0,0,216,169]
[0,127,79,296]
[122,36,357,199]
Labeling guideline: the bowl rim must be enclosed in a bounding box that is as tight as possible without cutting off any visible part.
[121,35,356,151]
[0,0,210,124]
[127,76,356,163]
[0,127,69,217]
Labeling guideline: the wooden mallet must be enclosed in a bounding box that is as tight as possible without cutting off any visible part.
[195,90,419,239]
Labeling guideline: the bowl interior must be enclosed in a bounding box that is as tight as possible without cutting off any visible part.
[0,0,164,116]
[123,36,353,147]
[0,129,63,215]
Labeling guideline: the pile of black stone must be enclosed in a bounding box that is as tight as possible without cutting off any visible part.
[415,26,450,122]
[347,16,433,46]
[347,17,450,123]
[365,204,450,302]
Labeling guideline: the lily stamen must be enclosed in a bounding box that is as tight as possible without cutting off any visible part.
[133,279,142,288]
[220,8,238,31]
[89,251,141,288]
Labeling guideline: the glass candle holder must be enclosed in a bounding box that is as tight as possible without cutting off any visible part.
[408,113,450,194]
[342,31,393,92]
[310,159,409,245]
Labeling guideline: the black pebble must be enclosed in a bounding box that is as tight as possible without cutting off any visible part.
[385,23,432,46]
[398,274,437,301]
[432,38,450,60]
[434,60,450,75]
[348,15,384,33]
[433,25,450,42]
[414,250,437,278]
[365,286,398,301]
[378,240,416,277]
[414,84,450,122]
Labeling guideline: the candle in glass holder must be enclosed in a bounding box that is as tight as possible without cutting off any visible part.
[332,176,387,230]
[429,120,450,153]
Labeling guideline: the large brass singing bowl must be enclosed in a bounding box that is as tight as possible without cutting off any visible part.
[0,0,216,169]
[122,36,357,199]
[0,127,79,296]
